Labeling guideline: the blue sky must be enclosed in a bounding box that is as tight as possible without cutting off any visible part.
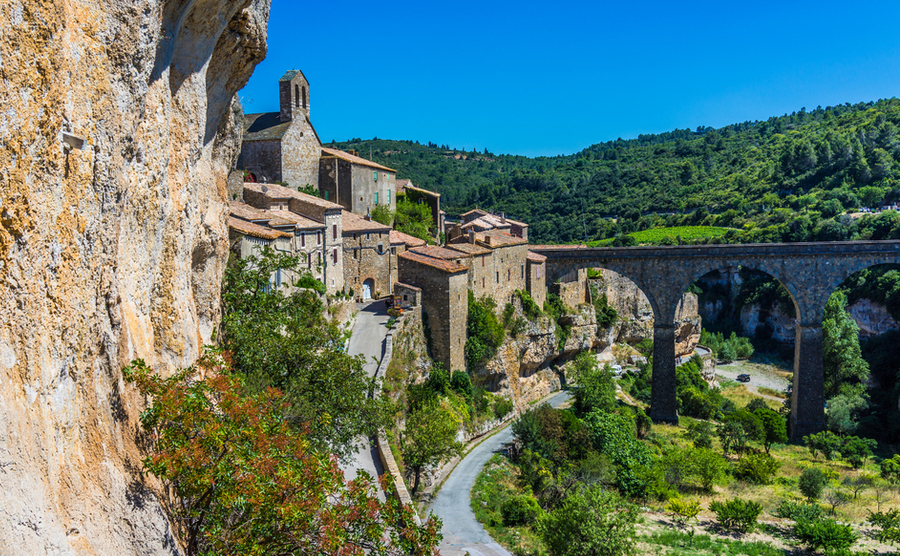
[239,1,900,157]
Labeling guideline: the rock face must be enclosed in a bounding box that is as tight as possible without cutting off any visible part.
[474,270,702,408]
[0,1,270,554]
[848,298,900,338]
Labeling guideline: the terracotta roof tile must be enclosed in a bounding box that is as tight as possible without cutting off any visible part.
[342,211,392,233]
[395,282,422,292]
[321,147,396,172]
[401,182,440,198]
[389,229,427,247]
[399,250,468,273]
[243,182,344,210]
[410,245,472,260]
[527,251,548,263]
[446,242,491,256]
[229,201,295,227]
[267,209,324,230]
[228,216,290,240]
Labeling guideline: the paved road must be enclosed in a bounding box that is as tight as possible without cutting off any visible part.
[339,300,389,495]
[430,390,572,556]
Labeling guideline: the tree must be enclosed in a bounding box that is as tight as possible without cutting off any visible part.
[881,454,900,484]
[823,489,850,516]
[804,431,842,461]
[573,352,616,417]
[754,407,788,453]
[868,509,900,546]
[371,204,395,226]
[535,484,640,556]
[402,401,464,494]
[842,474,873,500]
[221,249,390,462]
[691,448,730,491]
[839,436,876,469]
[799,467,828,502]
[123,354,441,556]
[823,291,870,400]
[395,197,434,241]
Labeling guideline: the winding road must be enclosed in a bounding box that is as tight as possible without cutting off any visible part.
[339,300,389,498]
[430,390,572,556]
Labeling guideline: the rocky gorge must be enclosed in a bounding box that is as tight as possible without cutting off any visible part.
[0,1,270,553]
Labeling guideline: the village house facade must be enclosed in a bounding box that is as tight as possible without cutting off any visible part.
[446,208,529,243]
[319,147,397,217]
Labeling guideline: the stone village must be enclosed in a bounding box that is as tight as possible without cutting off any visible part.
[227,69,595,375]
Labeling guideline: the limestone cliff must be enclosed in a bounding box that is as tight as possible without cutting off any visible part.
[0,1,269,553]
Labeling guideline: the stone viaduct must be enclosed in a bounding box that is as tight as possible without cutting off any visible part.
[531,241,900,440]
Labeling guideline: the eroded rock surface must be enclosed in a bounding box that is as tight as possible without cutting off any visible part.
[0,1,270,553]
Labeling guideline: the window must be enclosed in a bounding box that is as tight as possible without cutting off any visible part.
[496,272,499,284]
[301,85,307,109]
[391,247,396,255]
[301,233,305,247]
[324,190,329,200]
[482,277,485,288]
[374,192,379,205]
[318,252,322,265]
[377,244,384,255]
[521,264,525,279]
[387,190,391,203]
[317,231,322,245]
[481,256,485,267]
[332,224,337,240]
[294,84,299,108]
[333,248,338,264]
[508,269,511,281]
[307,254,311,269]
[374,171,378,181]
[366,232,370,240]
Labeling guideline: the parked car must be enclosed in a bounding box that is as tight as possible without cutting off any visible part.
[737,373,751,383]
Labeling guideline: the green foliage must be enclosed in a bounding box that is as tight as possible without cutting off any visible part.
[794,517,858,552]
[773,500,824,522]
[718,410,763,455]
[629,226,732,244]
[221,248,390,461]
[675,355,731,419]
[395,196,434,241]
[881,454,900,483]
[512,404,593,466]
[572,352,617,417]
[500,494,542,526]
[734,452,780,485]
[839,436,877,468]
[799,467,829,501]
[752,407,788,453]
[590,285,618,327]
[686,421,716,449]
[122,353,440,556]
[709,498,762,533]
[805,431,843,461]
[401,401,464,494]
[583,410,653,496]
[492,396,514,420]
[868,509,900,545]
[823,291,870,402]
[370,203,395,226]
[465,291,505,371]
[701,330,754,362]
[666,498,701,527]
[516,289,543,319]
[535,484,640,556]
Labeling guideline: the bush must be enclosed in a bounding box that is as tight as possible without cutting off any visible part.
[794,517,858,552]
[805,431,842,461]
[773,500,824,522]
[516,289,543,320]
[735,452,780,485]
[839,435,877,468]
[500,494,541,526]
[666,498,701,526]
[799,467,828,501]
[536,485,640,556]
[492,397,514,420]
[867,509,900,545]
[709,498,762,533]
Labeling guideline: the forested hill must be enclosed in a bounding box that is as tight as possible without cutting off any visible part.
[332,99,900,244]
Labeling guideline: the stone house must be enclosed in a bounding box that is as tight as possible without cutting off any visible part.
[525,251,548,307]
[227,214,298,290]
[396,179,444,238]
[319,147,397,217]
[241,182,345,294]
[238,70,322,189]
[448,230,529,307]
[447,208,529,242]
[341,211,393,300]
[397,250,469,372]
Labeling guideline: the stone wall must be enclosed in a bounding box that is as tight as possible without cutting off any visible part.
[238,140,283,182]
[280,117,321,190]
[481,243,528,308]
[0,0,270,552]
[526,259,547,307]
[344,230,392,299]
[555,268,590,309]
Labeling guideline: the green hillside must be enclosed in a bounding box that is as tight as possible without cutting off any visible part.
[333,99,900,245]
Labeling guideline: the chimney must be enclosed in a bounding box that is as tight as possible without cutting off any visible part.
[501,212,506,224]
[468,230,475,244]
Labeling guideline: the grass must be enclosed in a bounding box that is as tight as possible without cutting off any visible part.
[757,386,787,399]
[629,226,733,244]
[719,384,783,411]
[638,529,785,556]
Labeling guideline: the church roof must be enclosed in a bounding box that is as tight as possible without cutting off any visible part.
[279,69,304,82]
[321,147,396,172]
[243,112,292,141]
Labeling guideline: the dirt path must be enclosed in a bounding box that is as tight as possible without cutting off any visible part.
[716,360,791,402]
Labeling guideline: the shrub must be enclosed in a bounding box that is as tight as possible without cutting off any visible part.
[735,452,780,485]
[794,517,858,552]
[804,430,842,461]
[839,436,877,468]
[709,498,762,533]
[773,500,824,522]
[867,509,900,545]
[500,494,542,526]
[666,498,701,526]
[450,370,473,399]
[881,454,900,483]
[536,485,640,556]
[492,397,514,420]
[516,289,543,320]
[686,421,715,449]
[799,467,828,501]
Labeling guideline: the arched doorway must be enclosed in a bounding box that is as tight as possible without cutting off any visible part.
[362,278,374,300]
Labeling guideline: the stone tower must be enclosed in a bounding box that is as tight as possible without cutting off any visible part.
[278,69,310,122]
